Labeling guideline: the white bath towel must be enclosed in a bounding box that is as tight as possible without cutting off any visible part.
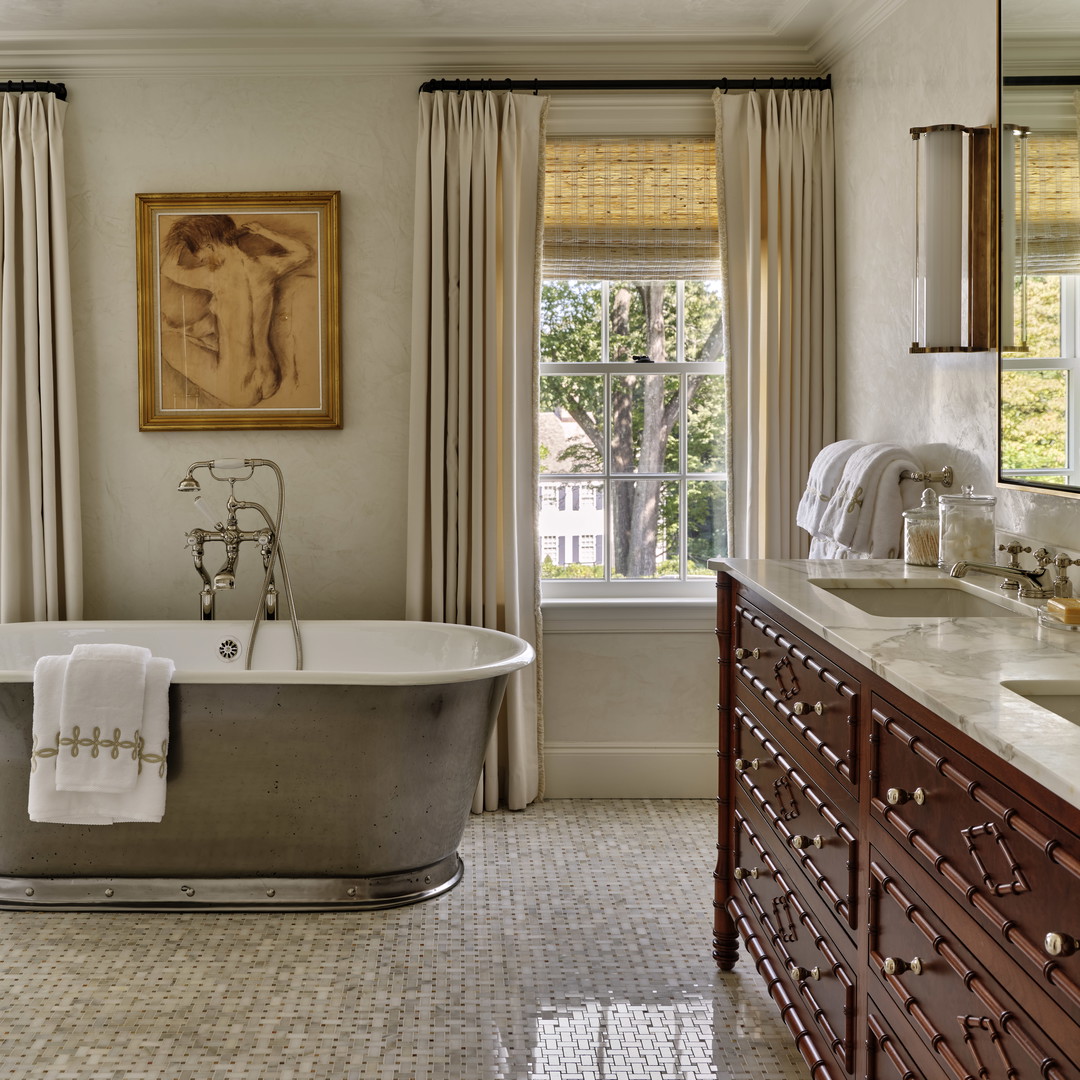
[796,440,865,538]
[29,653,174,825]
[54,643,151,793]
[813,443,922,559]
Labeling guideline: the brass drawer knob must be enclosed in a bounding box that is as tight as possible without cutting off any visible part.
[790,834,824,850]
[882,956,923,976]
[734,757,770,773]
[1045,932,1079,957]
[792,700,824,716]
[886,786,926,806]
[734,647,761,660]
[789,964,821,982]
[733,866,761,881]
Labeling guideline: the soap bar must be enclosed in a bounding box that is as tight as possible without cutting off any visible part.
[1045,598,1080,624]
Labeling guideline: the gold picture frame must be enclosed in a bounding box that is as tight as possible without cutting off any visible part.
[136,190,340,430]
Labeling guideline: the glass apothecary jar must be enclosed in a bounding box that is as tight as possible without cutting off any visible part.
[903,489,939,566]
[938,485,996,569]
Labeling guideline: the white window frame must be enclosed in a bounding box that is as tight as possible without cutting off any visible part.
[1001,274,1080,486]
[539,280,726,600]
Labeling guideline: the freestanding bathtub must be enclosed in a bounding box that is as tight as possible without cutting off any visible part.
[0,620,534,911]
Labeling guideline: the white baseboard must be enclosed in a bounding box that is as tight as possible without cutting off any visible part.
[542,742,715,799]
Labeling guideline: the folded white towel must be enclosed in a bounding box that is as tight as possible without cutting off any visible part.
[55,643,151,793]
[815,443,922,558]
[30,652,174,825]
[796,440,865,538]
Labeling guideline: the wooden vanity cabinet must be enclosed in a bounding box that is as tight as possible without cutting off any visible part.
[715,573,1080,1080]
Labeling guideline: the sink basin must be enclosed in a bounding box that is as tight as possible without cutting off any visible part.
[809,580,1030,618]
[1001,680,1080,727]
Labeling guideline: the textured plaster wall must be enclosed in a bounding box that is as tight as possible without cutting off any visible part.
[64,72,417,621]
[833,0,1080,551]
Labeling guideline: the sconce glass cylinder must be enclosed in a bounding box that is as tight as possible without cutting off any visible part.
[910,124,994,353]
[1000,124,1029,352]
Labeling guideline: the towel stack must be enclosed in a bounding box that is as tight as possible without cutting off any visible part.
[29,643,174,824]
[799,441,923,559]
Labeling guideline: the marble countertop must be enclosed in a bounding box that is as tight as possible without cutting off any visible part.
[708,557,1080,811]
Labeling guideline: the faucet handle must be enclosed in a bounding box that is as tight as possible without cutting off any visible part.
[998,541,1031,569]
[1033,547,1055,570]
[1052,552,1079,598]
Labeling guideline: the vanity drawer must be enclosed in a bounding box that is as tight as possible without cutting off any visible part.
[869,851,1079,1080]
[733,808,856,1073]
[870,694,1080,1018]
[734,699,858,931]
[867,997,950,1080]
[734,594,859,793]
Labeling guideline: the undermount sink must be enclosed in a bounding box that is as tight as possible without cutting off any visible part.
[809,579,1031,619]
[1001,680,1080,728]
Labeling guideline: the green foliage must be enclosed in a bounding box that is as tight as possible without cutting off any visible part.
[1000,369,1067,471]
[1001,275,1068,475]
[540,557,606,579]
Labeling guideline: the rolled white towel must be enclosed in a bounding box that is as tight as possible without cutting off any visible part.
[54,643,151,793]
[796,440,865,538]
[816,443,921,557]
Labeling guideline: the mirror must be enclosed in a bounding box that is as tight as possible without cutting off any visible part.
[998,0,1080,493]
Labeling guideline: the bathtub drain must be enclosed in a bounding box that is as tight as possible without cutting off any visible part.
[217,638,242,663]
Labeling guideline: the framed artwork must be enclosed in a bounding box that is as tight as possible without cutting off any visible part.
[136,190,341,429]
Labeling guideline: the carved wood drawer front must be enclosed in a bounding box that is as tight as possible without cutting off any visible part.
[734,699,858,932]
[734,808,856,1073]
[870,695,1080,1016]
[733,596,859,793]
[867,999,949,1080]
[869,852,1078,1080]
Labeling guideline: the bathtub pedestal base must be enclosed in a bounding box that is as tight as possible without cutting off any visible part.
[0,853,463,911]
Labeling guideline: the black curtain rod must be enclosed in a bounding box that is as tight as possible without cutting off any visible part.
[1003,75,1080,87]
[419,75,830,94]
[0,80,67,100]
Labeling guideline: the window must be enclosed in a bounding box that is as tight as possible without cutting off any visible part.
[1000,114,1080,486]
[1001,274,1080,486]
[539,136,728,596]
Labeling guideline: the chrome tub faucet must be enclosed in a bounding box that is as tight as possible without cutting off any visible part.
[178,458,302,670]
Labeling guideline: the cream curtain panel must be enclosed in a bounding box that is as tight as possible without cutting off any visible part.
[407,90,547,812]
[0,91,82,622]
[716,88,836,559]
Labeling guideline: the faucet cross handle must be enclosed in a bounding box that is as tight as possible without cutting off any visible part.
[1052,551,1080,599]
[1033,547,1055,570]
[998,541,1031,570]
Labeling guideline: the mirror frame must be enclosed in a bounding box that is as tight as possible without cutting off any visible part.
[996,0,1080,499]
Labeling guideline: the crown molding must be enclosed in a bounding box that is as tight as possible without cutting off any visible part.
[812,0,909,68]
[0,29,827,79]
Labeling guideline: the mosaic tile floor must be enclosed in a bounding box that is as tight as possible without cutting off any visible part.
[0,800,807,1079]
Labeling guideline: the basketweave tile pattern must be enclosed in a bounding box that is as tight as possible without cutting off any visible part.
[0,800,806,1079]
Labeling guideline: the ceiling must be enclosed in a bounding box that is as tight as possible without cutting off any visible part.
[0,0,901,71]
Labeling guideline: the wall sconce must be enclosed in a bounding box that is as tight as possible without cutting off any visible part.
[910,124,996,353]
[1000,123,1029,352]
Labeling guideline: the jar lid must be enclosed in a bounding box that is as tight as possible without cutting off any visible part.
[939,483,996,506]
[903,488,939,521]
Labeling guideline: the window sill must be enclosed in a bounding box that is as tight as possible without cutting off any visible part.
[541,595,716,633]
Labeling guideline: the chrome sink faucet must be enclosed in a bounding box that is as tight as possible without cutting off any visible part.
[948,543,1054,599]
[177,458,302,670]
[948,559,1052,599]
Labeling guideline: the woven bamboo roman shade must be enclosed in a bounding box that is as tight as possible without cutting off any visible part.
[542,136,720,279]
[1020,128,1080,275]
